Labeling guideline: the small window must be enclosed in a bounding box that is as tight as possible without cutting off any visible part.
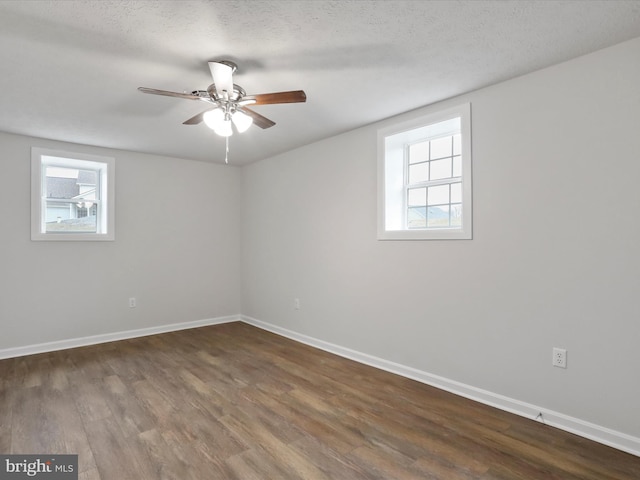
[378,103,472,240]
[31,148,115,241]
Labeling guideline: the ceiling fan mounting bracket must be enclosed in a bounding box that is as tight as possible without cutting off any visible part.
[215,60,238,74]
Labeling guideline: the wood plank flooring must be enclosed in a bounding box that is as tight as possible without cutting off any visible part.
[1,322,638,479]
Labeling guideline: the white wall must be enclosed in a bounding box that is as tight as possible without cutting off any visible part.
[0,132,242,350]
[241,36,640,444]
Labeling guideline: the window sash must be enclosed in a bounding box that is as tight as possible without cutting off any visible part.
[377,102,472,240]
[31,147,115,241]
[403,132,463,231]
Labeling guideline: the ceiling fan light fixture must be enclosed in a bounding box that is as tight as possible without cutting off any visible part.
[204,107,234,136]
[214,119,233,137]
[203,108,224,130]
[232,110,253,133]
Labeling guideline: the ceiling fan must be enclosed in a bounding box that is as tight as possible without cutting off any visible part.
[138,60,306,162]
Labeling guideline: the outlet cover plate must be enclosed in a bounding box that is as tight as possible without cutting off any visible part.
[553,347,567,368]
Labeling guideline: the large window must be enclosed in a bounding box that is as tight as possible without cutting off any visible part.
[31,148,115,241]
[378,103,472,240]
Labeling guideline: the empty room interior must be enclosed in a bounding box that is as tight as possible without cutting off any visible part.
[1,1,640,479]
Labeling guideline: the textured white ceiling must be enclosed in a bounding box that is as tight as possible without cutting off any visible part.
[1,0,639,165]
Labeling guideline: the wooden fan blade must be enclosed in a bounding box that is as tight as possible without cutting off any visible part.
[138,87,200,100]
[243,90,307,105]
[183,110,211,125]
[239,106,276,129]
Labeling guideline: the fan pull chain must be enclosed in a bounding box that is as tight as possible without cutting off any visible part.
[225,136,229,164]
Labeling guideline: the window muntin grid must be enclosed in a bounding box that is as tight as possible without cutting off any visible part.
[406,134,462,229]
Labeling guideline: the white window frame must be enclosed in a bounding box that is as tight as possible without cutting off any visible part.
[31,147,115,241]
[377,103,472,240]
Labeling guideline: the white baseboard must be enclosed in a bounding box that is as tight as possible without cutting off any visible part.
[241,315,640,458]
[0,315,240,360]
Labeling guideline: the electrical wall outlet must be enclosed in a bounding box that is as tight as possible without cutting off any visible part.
[552,347,567,368]
[293,298,301,310]
[129,297,137,308]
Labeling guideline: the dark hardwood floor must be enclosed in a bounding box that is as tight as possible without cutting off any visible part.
[0,322,638,479]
